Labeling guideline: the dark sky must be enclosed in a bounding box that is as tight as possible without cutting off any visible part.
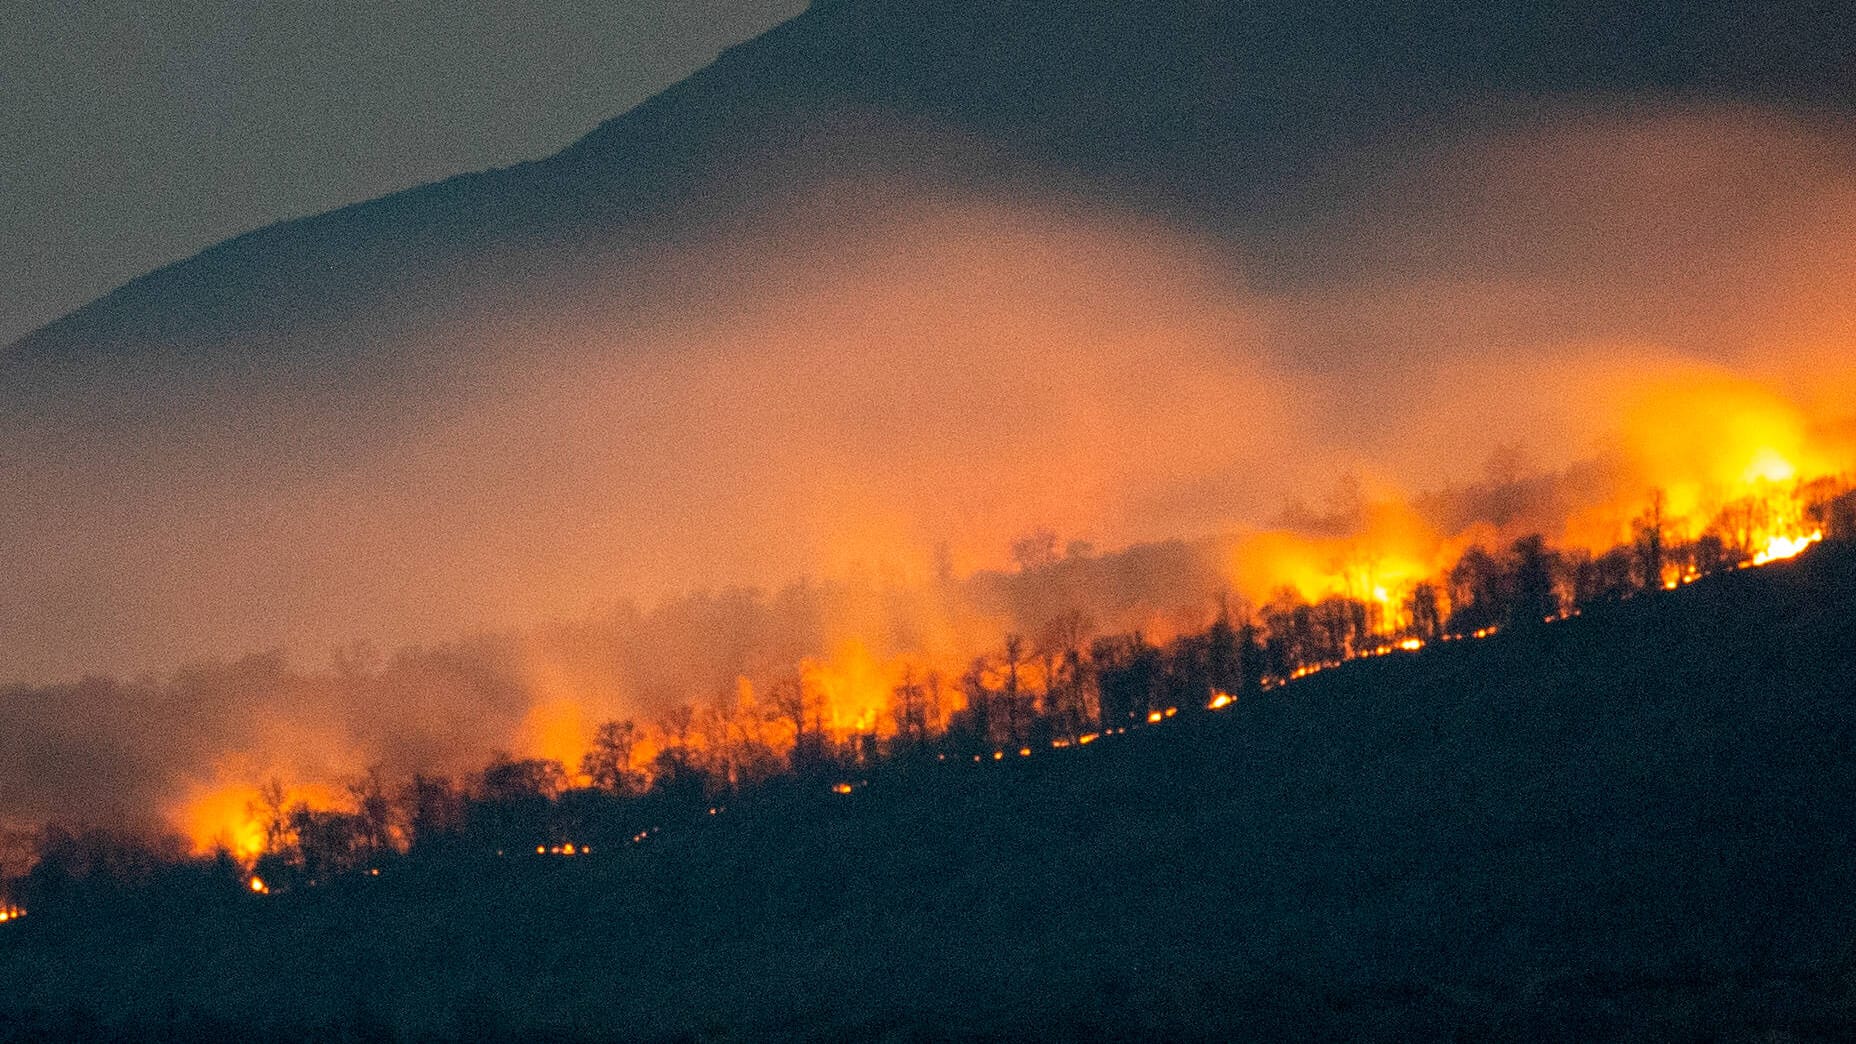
[0,0,805,347]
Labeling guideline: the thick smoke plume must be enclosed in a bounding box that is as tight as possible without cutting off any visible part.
[2,101,1853,843]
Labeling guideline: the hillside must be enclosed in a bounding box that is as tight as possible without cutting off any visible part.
[6,542,1855,1040]
[5,0,1855,683]
[9,0,1852,377]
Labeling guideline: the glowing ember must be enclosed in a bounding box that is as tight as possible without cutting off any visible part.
[1146,710,1164,724]
[831,782,854,794]
[248,876,268,895]
[1207,692,1234,710]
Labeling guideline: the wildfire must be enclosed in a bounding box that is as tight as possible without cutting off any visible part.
[803,641,908,741]
[1753,530,1823,566]
[179,775,346,860]
[249,876,268,895]
[119,366,1847,864]
[1231,530,1437,623]
[519,697,597,778]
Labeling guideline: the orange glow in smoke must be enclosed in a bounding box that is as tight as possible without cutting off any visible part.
[179,775,346,860]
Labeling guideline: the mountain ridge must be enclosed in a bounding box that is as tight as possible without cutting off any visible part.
[11,0,1852,365]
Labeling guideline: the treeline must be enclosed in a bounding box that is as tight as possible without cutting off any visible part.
[6,482,1854,916]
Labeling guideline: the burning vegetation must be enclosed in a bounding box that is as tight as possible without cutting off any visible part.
[4,404,1848,904]
[2,102,1854,927]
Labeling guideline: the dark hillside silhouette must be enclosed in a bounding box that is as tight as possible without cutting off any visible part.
[9,0,1852,380]
[5,542,1856,1039]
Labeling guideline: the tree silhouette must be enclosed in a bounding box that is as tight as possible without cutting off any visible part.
[348,767,395,855]
[582,719,644,795]
[1507,534,1560,627]
[1407,582,1443,642]
[1448,545,1506,635]
[1634,488,1668,590]
[890,667,933,754]
[999,634,1030,745]
[1572,547,1636,607]
[400,773,466,848]
[1092,633,1160,726]
[956,656,996,751]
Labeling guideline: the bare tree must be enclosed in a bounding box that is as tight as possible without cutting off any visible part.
[253,777,293,856]
[1000,633,1029,744]
[768,671,832,773]
[348,766,396,855]
[1406,582,1443,642]
[581,719,643,795]
[1035,609,1091,737]
[1634,488,1668,590]
[890,666,932,752]
[958,656,996,749]
[400,773,466,846]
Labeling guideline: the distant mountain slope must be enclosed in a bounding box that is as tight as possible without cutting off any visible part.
[6,543,1856,1039]
[4,0,1853,680]
[10,0,1852,370]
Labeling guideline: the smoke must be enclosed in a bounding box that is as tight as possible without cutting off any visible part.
[2,99,1854,839]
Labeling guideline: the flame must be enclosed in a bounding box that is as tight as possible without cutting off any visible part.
[518,697,595,776]
[58,347,1856,844]
[801,640,910,740]
[1743,448,1798,486]
[1618,370,1822,508]
[177,775,345,859]
[1753,529,1823,566]
[1215,361,1851,634]
[1226,495,1455,629]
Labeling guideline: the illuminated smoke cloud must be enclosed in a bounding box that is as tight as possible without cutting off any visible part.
[0,101,1852,843]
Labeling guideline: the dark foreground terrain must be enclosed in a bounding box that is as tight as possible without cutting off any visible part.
[6,546,1856,1041]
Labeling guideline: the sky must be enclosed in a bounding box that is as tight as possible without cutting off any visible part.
[0,0,805,348]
